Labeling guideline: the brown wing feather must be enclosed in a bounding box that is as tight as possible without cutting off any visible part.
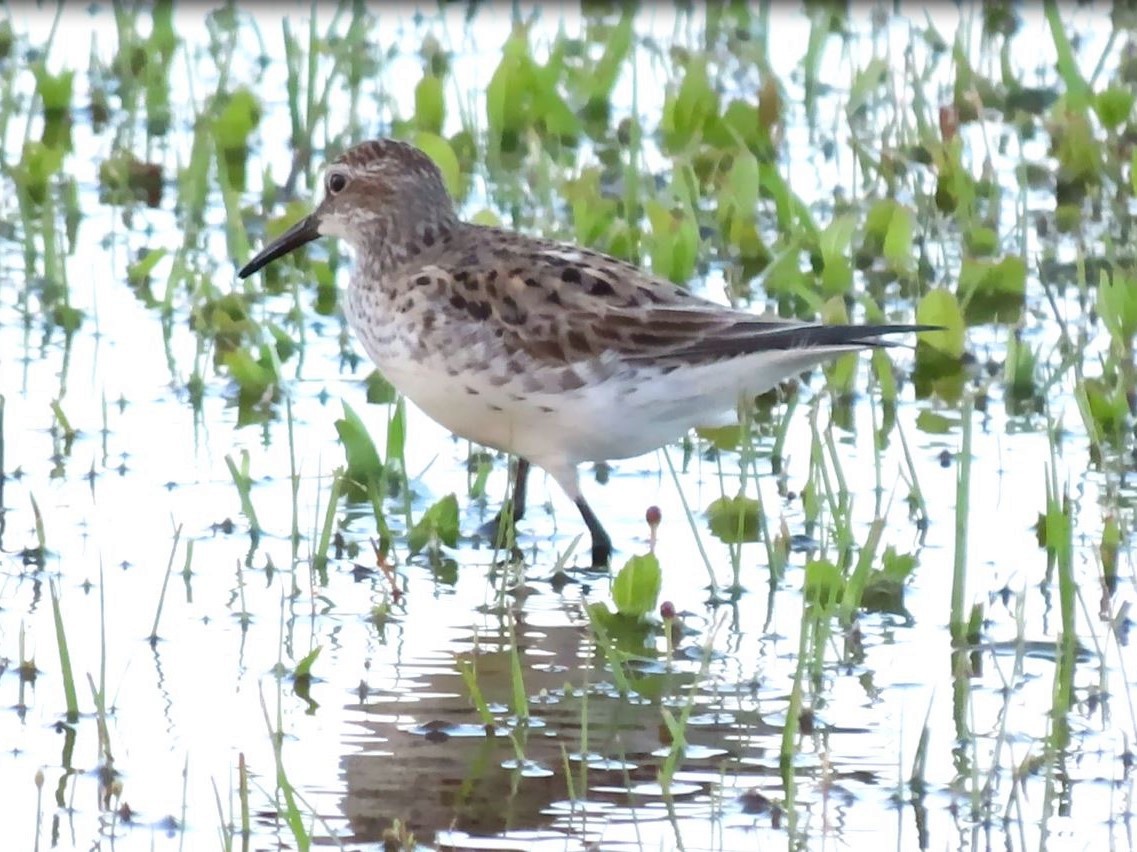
[429,225,922,368]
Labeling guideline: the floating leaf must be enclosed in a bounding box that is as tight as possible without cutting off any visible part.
[916,410,957,435]
[694,424,743,451]
[586,601,655,662]
[408,494,460,555]
[706,495,761,543]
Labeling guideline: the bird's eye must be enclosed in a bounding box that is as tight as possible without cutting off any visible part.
[326,171,348,194]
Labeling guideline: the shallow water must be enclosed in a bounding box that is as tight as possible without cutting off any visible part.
[1,4,1134,851]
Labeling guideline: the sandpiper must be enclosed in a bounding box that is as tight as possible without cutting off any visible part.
[239,139,935,567]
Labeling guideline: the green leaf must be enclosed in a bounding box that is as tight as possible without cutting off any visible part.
[861,571,907,614]
[14,141,65,204]
[1094,86,1134,129]
[126,248,167,286]
[819,214,856,296]
[694,424,743,451]
[1083,377,1128,440]
[819,214,856,265]
[587,12,633,102]
[51,305,84,334]
[486,31,534,140]
[862,199,914,273]
[1045,1,1092,111]
[1004,334,1038,399]
[611,553,661,619]
[408,494,460,555]
[915,410,958,434]
[846,57,888,116]
[293,646,321,679]
[414,73,445,134]
[213,88,261,151]
[803,559,844,612]
[963,225,998,256]
[724,149,761,215]
[915,289,966,359]
[706,495,761,543]
[222,347,274,400]
[334,402,383,488]
[881,546,918,581]
[958,255,1026,299]
[882,204,914,273]
[1053,109,1102,185]
[266,323,297,363]
[33,64,74,113]
[645,197,698,284]
[149,0,178,60]
[1099,267,1137,352]
[413,131,463,199]
[386,397,406,470]
[365,371,397,404]
[661,57,718,151]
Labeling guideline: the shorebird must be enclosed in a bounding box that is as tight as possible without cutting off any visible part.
[239,139,934,567]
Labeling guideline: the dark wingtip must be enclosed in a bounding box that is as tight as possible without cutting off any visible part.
[844,323,946,347]
[773,323,945,350]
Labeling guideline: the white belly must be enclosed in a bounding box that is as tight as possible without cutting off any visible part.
[378,356,685,465]
[346,290,854,469]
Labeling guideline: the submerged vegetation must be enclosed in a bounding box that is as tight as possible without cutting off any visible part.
[0,2,1134,850]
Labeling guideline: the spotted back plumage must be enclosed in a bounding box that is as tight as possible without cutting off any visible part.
[319,140,919,377]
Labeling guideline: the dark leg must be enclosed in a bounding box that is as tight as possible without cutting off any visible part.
[574,496,612,568]
[480,457,530,544]
[510,457,530,522]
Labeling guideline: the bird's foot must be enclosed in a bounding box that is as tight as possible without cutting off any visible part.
[589,537,612,570]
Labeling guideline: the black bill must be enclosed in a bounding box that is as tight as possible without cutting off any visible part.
[238,213,320,278]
